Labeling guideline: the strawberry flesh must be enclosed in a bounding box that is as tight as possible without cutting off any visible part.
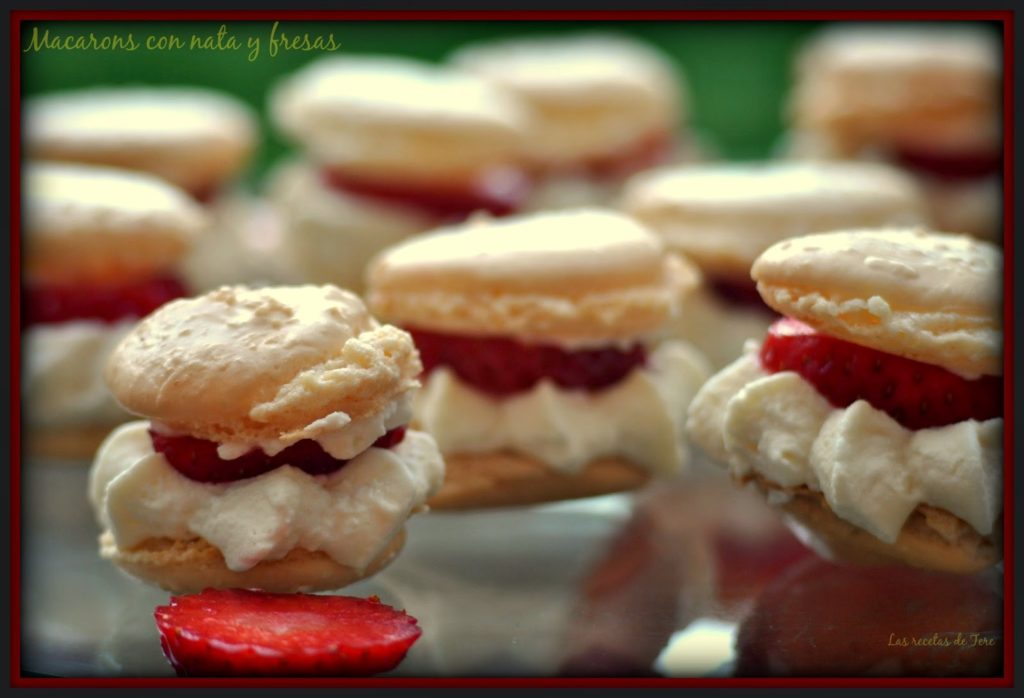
[572,131,675,180]
[150,426,407,483]
[154,589,422,677]
[23,275,187,327]
[759,318,1002,430]
[408,327,647,397]
[706,275,778,314]
[889,145,1002,182]
[322,165,530,220]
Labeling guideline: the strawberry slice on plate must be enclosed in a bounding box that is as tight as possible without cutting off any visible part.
[154,588,422,676]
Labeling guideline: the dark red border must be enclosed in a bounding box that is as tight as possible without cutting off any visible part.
[1001,8,1015,686]
[9,9,1015,689]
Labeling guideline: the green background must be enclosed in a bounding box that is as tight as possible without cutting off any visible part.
[20,20,991,185]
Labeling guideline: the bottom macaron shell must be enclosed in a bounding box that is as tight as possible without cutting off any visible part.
[427,452,650,510]
[98,528,407,594]
[744,475,1001,575]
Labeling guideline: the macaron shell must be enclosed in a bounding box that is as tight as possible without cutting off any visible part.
[24,87,257,192]
[104,285,422,443]
[270,56,526,179]
[427,452,650,510]
[24,162,207,284]
[367,209,699,344]
[452,33,682,167]
[98,527,406,594]
[622,161,928,277]
[790,27,1000,153]
[752,228,1001,378]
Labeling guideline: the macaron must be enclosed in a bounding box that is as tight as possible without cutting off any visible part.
[621,161,929,367]
[267,56,529,290]
[88,284,445,593]
[22,85,270,293]
[23,162,206,459]
[24,87,257,201]
[451,33,693,210]
[687,228,1002,574]
[367,208,710,509]
[786,26,1002,239]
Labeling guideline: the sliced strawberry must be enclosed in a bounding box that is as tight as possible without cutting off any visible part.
[23,275,188,327]
[576,131,675,180]
[706,274,777,314]
[322,165,530,220]
[154,589,422,677]
[890,145,1002,182]
[408,327,647,397]
[759,318,1002,430]
[150,426,407,483]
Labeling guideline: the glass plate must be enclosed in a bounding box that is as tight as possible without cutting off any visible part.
[21,455,1003,678]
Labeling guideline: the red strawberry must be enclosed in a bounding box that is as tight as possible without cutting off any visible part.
[154,589,422,677]
[890,144,1002,182]
[706,274,778,314]
[23,275,187,327]
[149,426,408,483]
[323,165,530,220]
[759,318,1002,430]
[408,327,647,397]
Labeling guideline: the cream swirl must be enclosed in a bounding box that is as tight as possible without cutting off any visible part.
[88,421,445,573]
[687,346,1002,543]
[413,341,710,475]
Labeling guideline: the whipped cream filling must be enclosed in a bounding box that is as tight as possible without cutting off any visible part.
[267,160,435,289]
[182,395,414,461]
[687,346,1002,543]
[88,420,445,573]
[24,320,135,428]
[413,341,710,475]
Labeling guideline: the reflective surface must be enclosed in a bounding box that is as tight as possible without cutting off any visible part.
[22,456,1004,678]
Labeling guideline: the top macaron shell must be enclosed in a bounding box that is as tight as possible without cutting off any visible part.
[270,56,527,180]
[790,26,1001,151]
[24,87,257,193]
[104,285,422,443]
[621,161,928,277]
[24,162,208,284]
[752,228,1001,378]
[367,209,699,345]
[451,33,683,167]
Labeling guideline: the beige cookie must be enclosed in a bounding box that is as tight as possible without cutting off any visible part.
[99,528,406,594]
[24,162,207,284]
[428,453,649,510]
[366,208,700,345]
[752,228,1001,378]
[270,56,526,183]
[748,476,999,575]
[790,26,1001,154]
[24,87,256,195]
[105,284,422,443]
[622,161,928,279]
[451,33,683,169]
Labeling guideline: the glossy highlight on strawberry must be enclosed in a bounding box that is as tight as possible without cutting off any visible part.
[408,327,647,397]
[23,275,188,327]
[759,318,1002,430]
[150,426,407,483]
[154,589,422,677]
